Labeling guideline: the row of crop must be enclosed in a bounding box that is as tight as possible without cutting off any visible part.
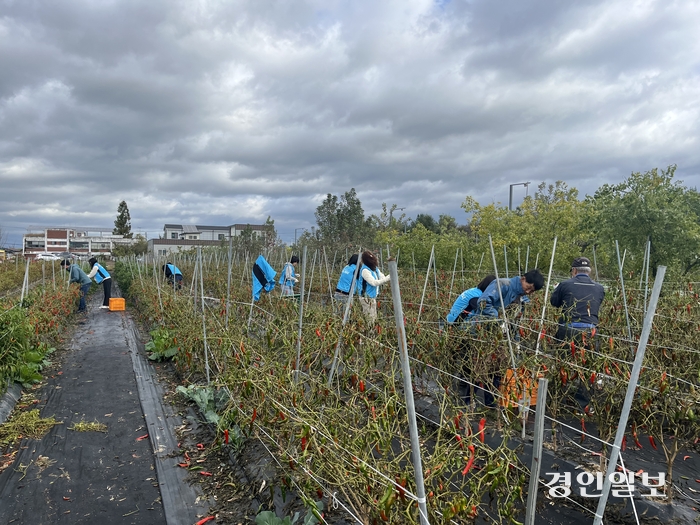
[116,259,529,524]
[117,253,700,522]
[0,266,79,396]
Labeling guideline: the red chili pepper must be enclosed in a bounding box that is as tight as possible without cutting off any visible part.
[605,364,611,375]
[621,436,627,451]
[200,471,213,476]
[371,406,376,421]
[580,417,587,433]
[359,380,365,393]
[478,417,486,443]
[462,455,475,476]
[224,429,229,445]
[560,367,568,385]
[301,436,308,451]
[251,408,257,424]
[196,443,205,450]
[570,341,576,358]
[455,434,464,449]
[195,517,216,525]
[136,434,149,441]
[590,372,597,384]
[315,328,322,338]
[649,436,658,450]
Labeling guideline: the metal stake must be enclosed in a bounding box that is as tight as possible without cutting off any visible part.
[593,266,666,525]
[524,378,549,525]
[295,247,307,383]
[388,261,430,525]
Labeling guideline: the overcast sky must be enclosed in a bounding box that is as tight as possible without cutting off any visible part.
[1,0,699,247]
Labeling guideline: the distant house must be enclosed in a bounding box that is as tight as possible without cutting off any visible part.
[149,223,272,256]
[22,227,139,259]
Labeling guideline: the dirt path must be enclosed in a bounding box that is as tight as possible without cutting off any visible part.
[0,289,209,525]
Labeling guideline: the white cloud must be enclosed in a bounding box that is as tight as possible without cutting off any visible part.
[1,0,699,246]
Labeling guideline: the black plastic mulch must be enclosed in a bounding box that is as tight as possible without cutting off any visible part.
[0,290,207,525]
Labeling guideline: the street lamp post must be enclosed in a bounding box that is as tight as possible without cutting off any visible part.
[509,182,531,211]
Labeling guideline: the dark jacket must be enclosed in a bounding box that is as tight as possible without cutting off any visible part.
[550,273,605,326]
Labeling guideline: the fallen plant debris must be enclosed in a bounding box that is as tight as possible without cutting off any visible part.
[68,420,108,433]
[0,409,61,449]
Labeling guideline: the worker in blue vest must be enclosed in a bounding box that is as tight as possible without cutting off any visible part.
[358,250,391,323]
[88,257,112,309]
[334,253,362,314]
[163,262,183,289]
[446,275,496,325]
[279,255,299,296]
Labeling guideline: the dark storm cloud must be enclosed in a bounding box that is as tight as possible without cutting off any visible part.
[1,0,699,246]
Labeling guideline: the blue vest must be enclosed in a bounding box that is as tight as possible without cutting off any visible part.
[336,264,360,294]
[93,263,111,284]
[279,262,296,287]
[446,287,481,323]
[360,265,379,298]
[167,264,182,276]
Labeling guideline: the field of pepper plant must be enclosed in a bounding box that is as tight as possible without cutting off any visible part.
[0,259,79,395]
[115,244,700,525]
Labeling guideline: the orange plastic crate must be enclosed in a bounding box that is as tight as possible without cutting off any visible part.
[109,298,126,311]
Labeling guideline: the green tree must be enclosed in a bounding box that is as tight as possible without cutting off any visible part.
[113,201,133,238]
[411,214,440,234]
[586,166,700,275]
[112,234,147,256]
[263,216,279,249]
[462,181,589,274]
[438,214,458,234]
[366,203,408,232]
[314,189,369,247]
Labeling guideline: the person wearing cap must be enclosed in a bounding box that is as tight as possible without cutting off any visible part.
[550,257,605,342]
[87,257,112,309]
[60,259,92,313]
[279,255,299,296]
